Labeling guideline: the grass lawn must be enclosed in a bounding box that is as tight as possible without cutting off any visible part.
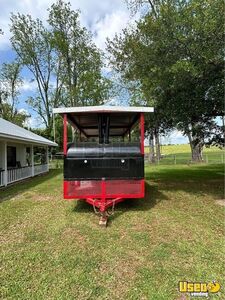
[145,144,224,165]
[145,144,223,154]
[0,164,224,299]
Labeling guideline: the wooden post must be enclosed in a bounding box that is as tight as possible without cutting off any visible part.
[46,146,49,172]
[140,113,144,155]
[3,141,7,186]
[31,145,34,177]
[63,114,67,155]
[53,113,56,143]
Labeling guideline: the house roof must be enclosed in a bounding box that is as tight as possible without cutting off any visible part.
[0,118,57,146]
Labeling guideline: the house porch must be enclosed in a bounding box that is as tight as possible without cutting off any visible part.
[0,140,49,187]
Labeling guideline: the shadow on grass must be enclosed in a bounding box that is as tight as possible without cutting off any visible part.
[145,164,224,200]
[108,182,168,224]
[0,169,62,203]
[72,164,224,223]
[72,181,168,217]
[145,163,224,181]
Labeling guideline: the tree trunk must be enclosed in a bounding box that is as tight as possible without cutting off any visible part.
[222,115,225,142]
[155,128,161,162]
[191,143,203,162]
[149,131,155,163]
[187,131,203,162]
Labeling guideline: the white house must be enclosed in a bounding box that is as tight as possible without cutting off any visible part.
[0,118,57,187]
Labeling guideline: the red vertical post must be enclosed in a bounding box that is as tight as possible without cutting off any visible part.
[140,113,144,155]
[100,179,106,212]
[141,179,145,197]
[63,113,67,155]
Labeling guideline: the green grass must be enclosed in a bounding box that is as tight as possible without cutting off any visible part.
[145,144,224,165]
[0,165,224,300]
[145,144,223,154]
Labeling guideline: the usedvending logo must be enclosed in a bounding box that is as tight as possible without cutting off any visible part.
[179,280,220,297]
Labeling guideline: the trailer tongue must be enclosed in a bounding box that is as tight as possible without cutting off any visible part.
[53,106,154,226]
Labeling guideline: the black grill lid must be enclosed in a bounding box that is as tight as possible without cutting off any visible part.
[67,142,142,157]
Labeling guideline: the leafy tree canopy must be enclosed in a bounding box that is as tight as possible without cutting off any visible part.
[10,0,111,137]
[108,0,224,160]
[0,62,29,127]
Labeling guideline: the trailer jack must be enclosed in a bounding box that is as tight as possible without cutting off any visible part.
[99,212,108,227]
[87,197,123,226]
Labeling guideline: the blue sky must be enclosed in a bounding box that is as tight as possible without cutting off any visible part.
[0,0,188,144]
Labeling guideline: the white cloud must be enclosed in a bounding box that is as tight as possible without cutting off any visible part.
[18,108,32,127]
[0,20,11,50]
[19,79,37,92]
[18,108,41,128]
[161,130,189,145]
[0,0,139,125]
[19,77,57,92]
[0,0,51,49]
[18,108,28,114]
[144,129,189,146]
[0,0,130,51]
[92,10,131,51]
[24,116,38,128]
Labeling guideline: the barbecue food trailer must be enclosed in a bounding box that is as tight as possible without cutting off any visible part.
[53,106,154,225]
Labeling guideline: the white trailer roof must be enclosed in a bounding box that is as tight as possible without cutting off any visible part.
[0,118,57,146]
[53,105,154,137]
[53,106,154,114]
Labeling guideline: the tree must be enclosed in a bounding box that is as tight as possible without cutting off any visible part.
[125,0,161,17]
[10,14,61,133]
[0,62,21,112]
[10,1,111,141]
[108,0,224,161]
[0,62,28,126]
[48,0,111,107]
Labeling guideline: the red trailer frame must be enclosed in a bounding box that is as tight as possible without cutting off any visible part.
[53,106,153,225]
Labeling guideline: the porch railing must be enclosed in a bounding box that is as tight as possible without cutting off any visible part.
[7,166,32,184]
[0,170,4,187]
[0,164,49,187]
[34,164,48,176]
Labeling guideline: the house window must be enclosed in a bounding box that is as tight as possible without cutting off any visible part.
[7,146,16,168]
